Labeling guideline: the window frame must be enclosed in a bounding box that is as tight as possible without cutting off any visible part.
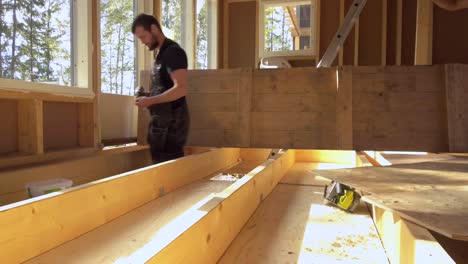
[0,0,95,98]
[258,0,317,59]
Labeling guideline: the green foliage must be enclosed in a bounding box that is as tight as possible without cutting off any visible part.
[0,0,71,83]
[101,0,135,95]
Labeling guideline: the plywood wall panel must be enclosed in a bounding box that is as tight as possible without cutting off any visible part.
[43,102,79,151]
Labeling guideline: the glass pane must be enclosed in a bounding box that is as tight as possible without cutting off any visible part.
[100,0,136,95]
[264,4,311,52]
[0,0,72,85]
[162,0,183,45]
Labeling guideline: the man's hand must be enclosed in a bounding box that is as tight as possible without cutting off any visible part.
[135,96,155,108]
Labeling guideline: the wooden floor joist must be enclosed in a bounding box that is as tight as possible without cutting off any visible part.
[0,148,240,264]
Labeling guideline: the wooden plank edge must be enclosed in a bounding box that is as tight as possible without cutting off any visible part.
[0,148,241,264]
[125,149,296,263]
[372,206,455,264]
[364,195,467,241]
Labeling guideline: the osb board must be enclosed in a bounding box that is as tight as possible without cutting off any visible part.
[358,0,384,65]
[24,178,234,264]
[315,158,468,240]
[352,66,448,152]
[43,102,78,151]
[363,189,468,241]
[218,185,388,264]
[433,7,468,64]
[100,93,137,140]
[0,99,18,154]
[401,0,416,65]
[227,1,256,68]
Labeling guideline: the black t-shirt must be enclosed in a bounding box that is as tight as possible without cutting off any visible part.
[149,38,188,110]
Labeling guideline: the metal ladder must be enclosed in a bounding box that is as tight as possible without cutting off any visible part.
[316,0,368,68]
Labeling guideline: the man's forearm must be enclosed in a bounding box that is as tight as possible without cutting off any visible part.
[149,85,187,105]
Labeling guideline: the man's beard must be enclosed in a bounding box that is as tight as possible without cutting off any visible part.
[148,34,159,51]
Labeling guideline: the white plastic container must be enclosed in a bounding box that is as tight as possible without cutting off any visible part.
[25,178,73,198]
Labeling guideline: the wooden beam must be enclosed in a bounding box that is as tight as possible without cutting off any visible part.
[373,206,455,264]
[78,103,96,148]
[414,0,433,65]
[396,0,402,65]
[286,6,300,37]
[91,0,101,148]
[381,0,388,65]
[0,148,240,264]
[336,66,353,149]
[339,0,345,66]
[17,99,43,154]
[445,64,468,152]
[315,0,321,63]
[223,0,229,68]
[136,150,295,263]
[0,88,93,103]
[354,18,359,66]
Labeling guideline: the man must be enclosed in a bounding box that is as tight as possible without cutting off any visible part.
[432,0,468,10]
[132,14,190,164]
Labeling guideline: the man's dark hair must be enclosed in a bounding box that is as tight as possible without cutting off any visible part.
[132,13,162,34]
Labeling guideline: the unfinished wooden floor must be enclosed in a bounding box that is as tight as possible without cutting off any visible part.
[0,148,463,263]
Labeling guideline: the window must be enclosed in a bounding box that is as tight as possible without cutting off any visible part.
[0,0,72,85]
[259,0,316,58]
[161,0,217,69]
[100,0,136,95]
[196,0,217,69]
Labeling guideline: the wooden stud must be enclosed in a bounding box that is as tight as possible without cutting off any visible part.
[78,103,96,148]
[415,0,433,65]
[381,0,388,65]
[354,18,359,66]
[339,0,345,66]
[373,206,455,264]
[17,99,43,154]
[315,0,321,63]
[396,0,402,65]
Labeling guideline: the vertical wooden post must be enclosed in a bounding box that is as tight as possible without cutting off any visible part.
[17,99,43,154]
[381,0,388,66]
[415,0,433,65]
[396,0,402,65]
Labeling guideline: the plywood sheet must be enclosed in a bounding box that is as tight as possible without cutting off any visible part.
[218,185,388,264]
[316,158,468,240]
[363,189,468,241]
[228,1,256,68]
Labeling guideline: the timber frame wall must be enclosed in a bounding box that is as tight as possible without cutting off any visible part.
[137,64,468,152]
